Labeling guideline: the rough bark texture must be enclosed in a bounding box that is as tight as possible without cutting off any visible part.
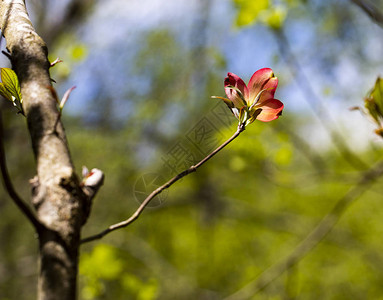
[0,1,88,299]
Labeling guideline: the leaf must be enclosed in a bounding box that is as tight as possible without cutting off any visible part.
[372,77,383,115]
[364,77,383,126]
[0,82,14,102]
[1,68,22,103]
[60,86,76,109]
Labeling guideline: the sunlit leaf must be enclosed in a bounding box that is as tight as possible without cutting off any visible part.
[0,82,14,102]
[60,86,76,109]
[371,77,383,115]
[364,98,380,125]
[1,68,22,103]
[364,77,383,128]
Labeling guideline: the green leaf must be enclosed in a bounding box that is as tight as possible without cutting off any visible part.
[372,77,383,115]
[364,77,383,127]
[0,82,14,102]
[365,99,380,125]
[1,68,22,103]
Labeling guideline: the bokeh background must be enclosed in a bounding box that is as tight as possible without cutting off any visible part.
[1,0,383,299]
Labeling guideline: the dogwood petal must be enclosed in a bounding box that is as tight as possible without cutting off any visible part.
[248,68,278,106]
[252,98,284,122]
[225,72,248,108]
[257,78,278,103]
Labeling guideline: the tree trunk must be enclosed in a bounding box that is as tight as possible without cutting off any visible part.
[0,1,89,299]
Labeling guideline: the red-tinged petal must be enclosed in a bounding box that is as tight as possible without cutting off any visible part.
[256,76,279,103]
[254,99,284,122]
[248,68,278,105]
[225,72,249,108]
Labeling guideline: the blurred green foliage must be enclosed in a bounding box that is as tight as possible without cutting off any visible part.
[233,0,298,29]
[1,0,383,299]
[80,244,159,299]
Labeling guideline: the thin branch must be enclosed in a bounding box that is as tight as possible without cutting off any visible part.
[0,110,41,230]
[81,123,246,244]
[224,161,383,300]
[351,0,383,28]
[50,57,62,67]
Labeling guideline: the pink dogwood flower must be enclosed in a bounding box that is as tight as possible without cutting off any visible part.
[214,68,284,126]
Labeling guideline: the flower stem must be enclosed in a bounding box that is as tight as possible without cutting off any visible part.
[81,123,246,244]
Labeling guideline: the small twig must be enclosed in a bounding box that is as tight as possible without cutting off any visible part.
[0,110,41,230]
[49,58,62,83]
[224,161,383,300]
[81,123,246,244]
[1,50,11,61]
[50,57,63,67]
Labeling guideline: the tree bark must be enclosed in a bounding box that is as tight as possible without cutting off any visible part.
[0,1,89,299]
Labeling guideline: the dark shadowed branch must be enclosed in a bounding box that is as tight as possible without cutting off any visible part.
[0,110,41,230]
[351,0,383,28]
[224,161,383,300]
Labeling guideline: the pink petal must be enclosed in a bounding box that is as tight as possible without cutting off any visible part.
[256,76,278,104]
[224,72,249,108]
[248,68,278,105]
[255,99,284,122]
